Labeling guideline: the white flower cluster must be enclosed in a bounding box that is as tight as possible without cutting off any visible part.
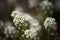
[11,10,41,26]
[24,19,40,39]
[44,17,57,30]
[13,15,25,26]
[11,10,25,26]
[24,17,41,39]
[4,21,16,35]
[24,25,40,39]
[11,9,41,39]
[40,0,52,10]
[24,28,37,39]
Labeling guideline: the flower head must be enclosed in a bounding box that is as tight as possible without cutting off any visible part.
[44,17,57,30]
[11,10,41,39]
[24,28,37,39]
[13,14,25,26]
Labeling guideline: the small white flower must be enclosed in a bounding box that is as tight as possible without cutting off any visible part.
[44,17,57,30]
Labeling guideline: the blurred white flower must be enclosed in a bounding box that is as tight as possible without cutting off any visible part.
[30,25,40,31]
[11,7,24,18]
[4,26,16,34]
[29,19,39,26]
[11,10,24,18]
[24,13,33,21]
[28,0,39,8]
[4,21,16,35]
[29,19,40,31]
[24,30,30,38]
[44,17,57,30]
[24,21,41,39]
[24,28,37,39]
[11,10,20,17]
[40,0,52,10]
[15,7,24,12]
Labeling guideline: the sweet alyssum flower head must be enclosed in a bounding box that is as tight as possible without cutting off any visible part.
[13,14,25,26]
[24,28,37,39]
[44,17,57,30]
[11,9,41,39]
